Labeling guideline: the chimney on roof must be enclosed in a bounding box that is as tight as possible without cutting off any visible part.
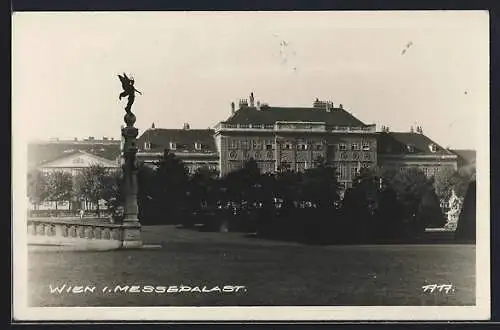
[183,123,190,130]
[249,92,255,107]
[416,126,423,134]
[103,136,108,141]
[231,102,235,114]
[313,99,334,111]
[339,104,343,109]
[239,99,248,108]
[151,122,156,129]
[74,137,78,141]
[256,100,261,110]
[88,136,94,141]
[325,101,334,112]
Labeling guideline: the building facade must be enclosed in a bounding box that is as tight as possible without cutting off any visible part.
[450,149,476,175]
[28,137,121,210]
[214,96,378,188]
[30,95,464,199]
[135,93,462,188]
[377,129,458,177]
[29,137,121,173]
[136,123,219,174]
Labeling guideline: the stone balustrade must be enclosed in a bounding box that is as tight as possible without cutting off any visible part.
[27,217,132,251]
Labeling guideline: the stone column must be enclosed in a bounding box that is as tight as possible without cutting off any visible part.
[120,112,143,248]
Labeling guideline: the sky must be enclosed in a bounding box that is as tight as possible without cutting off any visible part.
[12,11,489,149]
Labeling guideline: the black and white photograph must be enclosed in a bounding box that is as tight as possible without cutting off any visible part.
[12,10,490,321]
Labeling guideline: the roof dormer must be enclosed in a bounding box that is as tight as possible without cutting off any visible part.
[429,143,437,153]
[406,144,415,153]
[194,142,202,151]
[169,142,176,150]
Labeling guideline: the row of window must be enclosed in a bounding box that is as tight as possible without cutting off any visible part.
[185,163,218,173]
[229,140,325,151]
[143,141,203,151]
[227,161,275,172]
[339,142,371,151]
[396,166,443,176]
[282,143,323,151]
[337,164,369,180]
[228,139,372,152]
[226,160,372,176]
[144,140,373,152]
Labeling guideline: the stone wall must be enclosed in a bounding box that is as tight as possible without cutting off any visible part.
[27,218,127,251]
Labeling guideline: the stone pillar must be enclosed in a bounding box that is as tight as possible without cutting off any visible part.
[120,112,143,248]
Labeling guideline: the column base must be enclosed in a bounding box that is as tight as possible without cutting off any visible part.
[121,222,142,249]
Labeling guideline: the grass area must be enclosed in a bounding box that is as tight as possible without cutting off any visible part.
[28,225,475,307]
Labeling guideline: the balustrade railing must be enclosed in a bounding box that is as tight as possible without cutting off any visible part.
[27,218,125,250]
[215,122,377,133]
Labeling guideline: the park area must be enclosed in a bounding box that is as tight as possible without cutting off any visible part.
[28,225,476,307]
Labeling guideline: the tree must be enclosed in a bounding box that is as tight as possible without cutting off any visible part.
[45,170,73,210]
[300,157,341,209]
[73,164,110,217]
[101,170,122,209]
[415,189,446,230]
[220,158,262,203]
[454,167,475,199]
[270,169,300,205]
[189,165,219,206]
[137,163,156,223]
[434,167,474,207]
[455,180,476,242]
[378,167,398,183]
[152,150,190,221]
[389,167,433,222]
[27,170,49,210]
[336,167,382,242]
[353,166,381,207]
[434,167,456,204]
[374,184,404,240]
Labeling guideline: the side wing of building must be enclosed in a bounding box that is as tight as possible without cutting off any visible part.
[136,123,219,174]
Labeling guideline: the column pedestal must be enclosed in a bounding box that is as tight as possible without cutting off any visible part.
[120,112,143,249]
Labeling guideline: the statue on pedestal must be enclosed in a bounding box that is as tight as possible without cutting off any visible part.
[444,190,463,231]
[118,73,142,114]
[117,73,142,248]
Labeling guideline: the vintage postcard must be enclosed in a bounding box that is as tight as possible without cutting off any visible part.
[12,10,490,321]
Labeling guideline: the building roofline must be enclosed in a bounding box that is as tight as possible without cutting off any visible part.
[37,150,119,167]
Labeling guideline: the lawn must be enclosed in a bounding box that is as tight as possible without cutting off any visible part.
[28,225,475,306]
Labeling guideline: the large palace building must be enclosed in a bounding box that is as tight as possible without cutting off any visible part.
[213,94,378,188]
[29,93,468,191]
[135,93,461,188]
